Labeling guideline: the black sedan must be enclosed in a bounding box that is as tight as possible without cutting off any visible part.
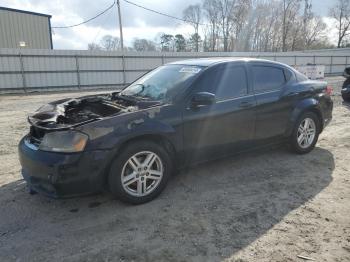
[19,58,333,204]
[342,67,350,102]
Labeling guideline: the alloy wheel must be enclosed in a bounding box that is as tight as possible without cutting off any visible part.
[297,117,316,149]
[121,151,164,197]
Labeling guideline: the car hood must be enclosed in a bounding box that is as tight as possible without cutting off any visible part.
[28,93,162,130]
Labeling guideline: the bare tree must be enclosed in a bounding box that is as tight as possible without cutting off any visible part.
[88,35,121,51]
[282,0,301,52]
[237,0,282,52]
[203,0,220,51]
[182,0,332,52]
[329,0,350,48]
[230,0,251,51]
[216,0,237,51]
[304,16,327,49]
[290,16,303,51]
[100,35,121,51]
[299,0,327,50]
[132,38,157,51]
[87,43,102,50]
[302,0,312,47]
[183,4,202,51]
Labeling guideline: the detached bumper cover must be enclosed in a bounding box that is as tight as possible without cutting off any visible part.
[18,137,112,198]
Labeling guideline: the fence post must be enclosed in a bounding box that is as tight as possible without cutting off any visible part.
[121,54,126,85]
[330,56,333,75]
[75,55,81,89]
[294,56,297,66]
[19,52,27,94]
[313,55,316,64]
[346,56,349,67]
[161,54,164,65]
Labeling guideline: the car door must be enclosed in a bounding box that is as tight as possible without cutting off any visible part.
[182,63,256,164]
[249,63,295,141]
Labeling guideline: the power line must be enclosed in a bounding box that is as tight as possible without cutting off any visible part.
[123,0,208,27]
[52,1,116,29]
[91,4,115,44]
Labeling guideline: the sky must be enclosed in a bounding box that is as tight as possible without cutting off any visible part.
[0,0,338,50]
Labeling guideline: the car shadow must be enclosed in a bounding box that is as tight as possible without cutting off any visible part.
[0,146,334,261]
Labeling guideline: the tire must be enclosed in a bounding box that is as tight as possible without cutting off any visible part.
[108,140,173,204]
[342,79,350,102]
[289,111,320,154]
[342,93,350,102]
[342,78,350,88]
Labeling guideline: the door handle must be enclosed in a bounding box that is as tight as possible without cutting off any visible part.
[239,101,253,108]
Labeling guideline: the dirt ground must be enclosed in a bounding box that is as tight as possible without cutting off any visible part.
[0,77,349,262]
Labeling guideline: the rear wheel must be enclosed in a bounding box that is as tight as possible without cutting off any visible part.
[108,140,173,204]
[342,93,350,102]
[289,112,320,154]
[342,79,350,102]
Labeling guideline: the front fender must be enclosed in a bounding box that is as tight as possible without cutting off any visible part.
[115,118,177,149]
[285,98,322,137]
[77,107,180,152]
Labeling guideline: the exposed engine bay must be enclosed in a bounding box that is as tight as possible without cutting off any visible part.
[28,92,158,130]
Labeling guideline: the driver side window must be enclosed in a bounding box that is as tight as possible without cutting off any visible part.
[195,65,248,101]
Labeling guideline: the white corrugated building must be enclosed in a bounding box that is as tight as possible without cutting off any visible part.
[0,6,52,49]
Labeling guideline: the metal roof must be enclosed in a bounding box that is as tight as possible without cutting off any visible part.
[0,6,52,18]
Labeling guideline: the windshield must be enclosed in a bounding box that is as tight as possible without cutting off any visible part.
[119,64,204,101]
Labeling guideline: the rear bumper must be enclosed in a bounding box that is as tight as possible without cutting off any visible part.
[18,136,112,198]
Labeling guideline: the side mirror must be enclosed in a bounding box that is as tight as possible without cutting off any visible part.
[191,92,216,108]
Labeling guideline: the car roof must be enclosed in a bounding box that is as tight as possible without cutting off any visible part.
[168,57,289,68]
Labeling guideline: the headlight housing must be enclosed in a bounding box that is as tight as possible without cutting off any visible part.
[39,131,88,153]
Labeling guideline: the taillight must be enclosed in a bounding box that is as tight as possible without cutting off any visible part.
[324,86,333,96]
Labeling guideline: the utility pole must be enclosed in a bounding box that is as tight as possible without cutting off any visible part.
[117,0,124,51]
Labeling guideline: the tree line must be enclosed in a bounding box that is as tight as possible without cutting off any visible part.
[88,0,350,52]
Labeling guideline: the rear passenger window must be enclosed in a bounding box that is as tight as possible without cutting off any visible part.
[252,66,285,93]
[195,65,248,100]
[284,68,294,82]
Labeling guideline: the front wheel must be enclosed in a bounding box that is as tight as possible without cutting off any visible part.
[289,112,320,154]
[108,140,173,204]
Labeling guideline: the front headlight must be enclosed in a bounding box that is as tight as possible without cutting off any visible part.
[39,131,88,153]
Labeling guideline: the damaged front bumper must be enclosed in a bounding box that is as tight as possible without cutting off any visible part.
[18,136,113,198]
